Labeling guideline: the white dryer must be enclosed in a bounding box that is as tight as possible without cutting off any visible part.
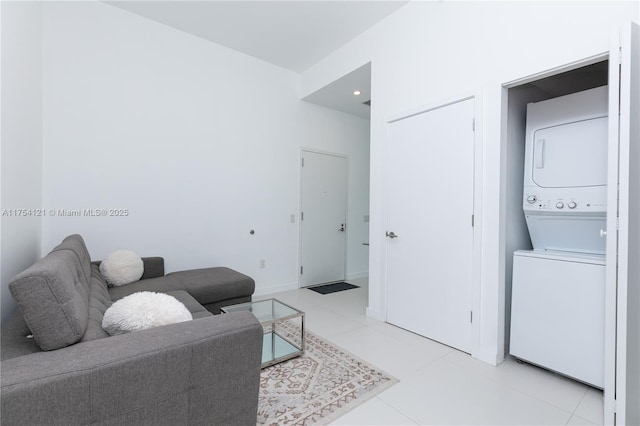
[522,85,608,254]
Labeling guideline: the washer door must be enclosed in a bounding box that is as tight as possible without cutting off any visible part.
[525,213,606,254]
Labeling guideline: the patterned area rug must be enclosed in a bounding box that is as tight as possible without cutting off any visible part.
[257,330,398,425]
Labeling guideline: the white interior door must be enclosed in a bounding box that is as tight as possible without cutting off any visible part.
[299,150,348,287]
[604,22,639,426]
[386,98,475,353]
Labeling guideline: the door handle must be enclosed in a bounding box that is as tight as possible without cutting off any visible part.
[535,139,545,169]
[339,224,345,232]
[386,231,398,239]
[600,229,607,238]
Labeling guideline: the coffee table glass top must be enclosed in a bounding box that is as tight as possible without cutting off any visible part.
[221,298,300,323]
[220,298,305,368]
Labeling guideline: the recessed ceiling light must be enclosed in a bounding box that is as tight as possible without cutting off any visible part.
[353,90,361,96]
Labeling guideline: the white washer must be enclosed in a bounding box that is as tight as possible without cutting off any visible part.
[510,250,605,388]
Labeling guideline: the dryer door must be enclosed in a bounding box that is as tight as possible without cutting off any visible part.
[532,116,608,188]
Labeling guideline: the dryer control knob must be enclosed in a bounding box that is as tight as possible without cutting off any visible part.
[526,195,537,204]
[568,201,577,209]
[556,202,564,209]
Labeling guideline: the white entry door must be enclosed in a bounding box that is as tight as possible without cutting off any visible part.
[386,98,476,353]
[299,151,348,287]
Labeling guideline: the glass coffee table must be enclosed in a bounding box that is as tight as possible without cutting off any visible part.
[220,298,305,368]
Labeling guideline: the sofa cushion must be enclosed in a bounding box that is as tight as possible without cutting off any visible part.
[81,265,112,342]
[108,267,255,307]
[0,312,41,361]
[164,290,213,320]
[9,250,90,351]
[51,234,92,286]
[108,275,182,301]
[102,292,192,336]
[165,268,255,305]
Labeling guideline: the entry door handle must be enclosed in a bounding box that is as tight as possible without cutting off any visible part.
[339,224,345,232]
[386,231,398,239]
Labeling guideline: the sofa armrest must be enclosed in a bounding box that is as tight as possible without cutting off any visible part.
[1,311,263,426]
[92,257,165,279]
[140,256,164,279]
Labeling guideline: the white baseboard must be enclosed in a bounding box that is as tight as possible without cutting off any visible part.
[253,282,299,297]
[346,271,369,280]
[472,347,501,366]
[365,307,385,321]
[255,275,368,297]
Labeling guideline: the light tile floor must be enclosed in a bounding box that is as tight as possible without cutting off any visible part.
[257,278,604,426]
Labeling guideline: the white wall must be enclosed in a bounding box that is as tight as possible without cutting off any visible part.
[301,1,639,363]
[40,1,370,295]
[344,135,370,279]
[1,1,43,321]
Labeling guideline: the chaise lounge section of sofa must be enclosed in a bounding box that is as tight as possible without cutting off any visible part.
[1,234,263,425]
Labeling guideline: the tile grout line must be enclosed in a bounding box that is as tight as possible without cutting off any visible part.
[374,396,421,426]
[439,355,578,422]
[571,387,592,415]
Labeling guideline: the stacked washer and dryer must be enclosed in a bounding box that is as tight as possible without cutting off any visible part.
[510,86,608,388]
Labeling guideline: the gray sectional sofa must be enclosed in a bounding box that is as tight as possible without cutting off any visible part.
[1,234,263,425]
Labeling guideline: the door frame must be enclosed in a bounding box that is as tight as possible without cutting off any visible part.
[604,22,638,426]
[381,91,484,358]
[298,148,349,288]
[502,51,611,393]
[502,52,611,366]
[501,30,637,423]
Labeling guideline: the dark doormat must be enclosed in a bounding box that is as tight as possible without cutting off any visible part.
[307,282,359,295]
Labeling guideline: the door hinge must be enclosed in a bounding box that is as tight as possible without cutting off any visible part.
[301,158,305,167]
[470,311,473,323]
[301,212,304,221]
[472,118,476,131]
[471,214,475,227]
[300,265,303,275]
[616,217,619,230]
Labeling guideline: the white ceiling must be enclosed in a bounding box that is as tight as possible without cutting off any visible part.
[303,62,371,118]
[105,1,405,120]
[105,0,408,73]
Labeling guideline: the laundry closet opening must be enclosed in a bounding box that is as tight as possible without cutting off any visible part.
[503,59,609,366]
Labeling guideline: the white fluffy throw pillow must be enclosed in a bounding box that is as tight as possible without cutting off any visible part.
[102,292,193,336]
[100,250,144,286]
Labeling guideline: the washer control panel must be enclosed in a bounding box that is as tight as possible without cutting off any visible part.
[523,187,606,214]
